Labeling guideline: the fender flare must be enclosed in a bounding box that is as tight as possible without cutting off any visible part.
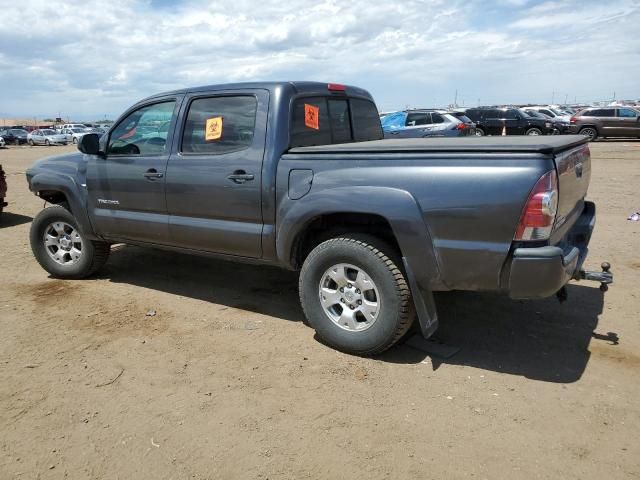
[29,172,99,240]
[277,186,443,290]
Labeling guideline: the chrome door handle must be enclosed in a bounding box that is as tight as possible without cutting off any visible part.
[143,169,163,179]
[227,171,254,184]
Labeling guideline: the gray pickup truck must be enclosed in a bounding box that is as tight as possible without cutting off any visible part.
[26,81,612,355]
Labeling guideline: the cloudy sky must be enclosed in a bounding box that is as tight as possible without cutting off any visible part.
[0,0,639,119]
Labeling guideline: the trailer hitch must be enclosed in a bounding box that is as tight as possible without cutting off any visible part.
[574,262,614,292]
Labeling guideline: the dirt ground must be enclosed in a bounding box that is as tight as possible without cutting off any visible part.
[0,140,639,479]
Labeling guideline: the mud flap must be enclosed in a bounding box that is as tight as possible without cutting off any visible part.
[402,257,439,339]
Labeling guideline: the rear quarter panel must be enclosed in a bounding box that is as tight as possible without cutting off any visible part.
[276,153,553,291]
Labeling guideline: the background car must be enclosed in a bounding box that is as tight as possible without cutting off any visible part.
[61,128,88,144]
[381,109,475,138]
[27,129,69,146]
[0,163,6,216]
[568,106,640,141]
[0,128,29,145]
[522,109,566,134]
[464,107,553,136]
[0,136,5,148]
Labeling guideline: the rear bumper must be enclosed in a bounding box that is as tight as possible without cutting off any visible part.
[507,201,595,299]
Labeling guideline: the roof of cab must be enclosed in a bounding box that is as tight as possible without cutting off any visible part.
[138,81,374,104]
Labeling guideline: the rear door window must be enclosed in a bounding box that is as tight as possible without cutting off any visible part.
[181,96,257,154]
[430,113,446,124]
[405,112,431,126]
[588,109,615,117]
[505,110,519,120]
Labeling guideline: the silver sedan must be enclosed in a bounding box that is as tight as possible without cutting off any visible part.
[27,129,69,146]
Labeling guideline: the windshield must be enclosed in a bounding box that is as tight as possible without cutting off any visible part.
[10,129,28,135]
[42,129,56,135]
[525,110,546,119]
[550,108,567,116]
[70,128,84,133]
[517,109,534,119]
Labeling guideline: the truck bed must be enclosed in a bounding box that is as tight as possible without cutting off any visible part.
[288,135,589,155]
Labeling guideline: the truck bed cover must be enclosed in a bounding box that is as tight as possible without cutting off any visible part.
[288,135,589,155]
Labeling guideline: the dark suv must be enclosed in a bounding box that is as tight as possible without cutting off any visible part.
[567,107,640,141]
[464,107,553,136]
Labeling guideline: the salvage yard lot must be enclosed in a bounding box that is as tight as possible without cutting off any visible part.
[0,142,639,479]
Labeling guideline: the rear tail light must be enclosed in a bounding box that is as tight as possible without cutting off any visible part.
[570,116,577,123]
[514,170,558,241]
[455,123,466,130]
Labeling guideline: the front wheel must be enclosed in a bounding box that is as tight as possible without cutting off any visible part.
[475,128,485,136]
[526,128,542,136]
[299,236,414,355]
[30,205,110,279]
[72,137,78,144]
[45,139,50,146]
[28,139,35,146]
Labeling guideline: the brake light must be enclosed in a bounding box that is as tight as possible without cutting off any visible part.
[570,116,577,123]
[455,123,466,130]
[514,170,558,241]
[328,83,346,92]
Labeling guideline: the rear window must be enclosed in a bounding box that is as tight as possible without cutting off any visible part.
[290,96,382,148]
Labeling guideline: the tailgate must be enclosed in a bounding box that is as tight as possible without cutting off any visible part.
[552,143,591,240]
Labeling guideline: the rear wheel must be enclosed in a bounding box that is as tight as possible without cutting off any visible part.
[72,137,78,144]
[28,139,35,146]
[299,235,414,355]
[475,128,485,136]
[30,205,110,279]
[526,128,542,136]
[579,127,598,141]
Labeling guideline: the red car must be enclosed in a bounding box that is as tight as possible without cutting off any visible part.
[0,164,7,215]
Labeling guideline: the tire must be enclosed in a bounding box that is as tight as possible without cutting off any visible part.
[28,139,35,146]
[45,139,50,146]
[579,127,598,141]
[526,128,542,136]
[299,235,414,355]
[30,205,110,279]
[73,137,78,144]
[475,128,485,136]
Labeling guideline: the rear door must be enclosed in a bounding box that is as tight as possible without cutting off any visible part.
[87,97,180,243]
[164,89,268,258]
[616,108,640,136]
[483,110,503,135]
[592,108,618,136]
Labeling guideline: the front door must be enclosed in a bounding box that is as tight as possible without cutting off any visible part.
[164,90,268,258]
[86,98,181,244]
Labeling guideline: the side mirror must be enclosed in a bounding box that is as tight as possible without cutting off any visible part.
[77,133,101,155]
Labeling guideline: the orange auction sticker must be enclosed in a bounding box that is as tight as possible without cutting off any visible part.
[304,104,319,130]
[205,116,223,141]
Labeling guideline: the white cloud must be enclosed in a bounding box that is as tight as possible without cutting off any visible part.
[0,0,638,118]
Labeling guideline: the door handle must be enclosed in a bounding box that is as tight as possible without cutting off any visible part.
[143,168,164,180]
[227,170,254,184]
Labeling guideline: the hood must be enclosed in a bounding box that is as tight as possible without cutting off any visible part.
[27,151,86,181]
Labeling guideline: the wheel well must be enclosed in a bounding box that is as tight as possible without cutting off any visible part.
[292,213,401,268]
[579,124,599,132]
[38,190,68,206]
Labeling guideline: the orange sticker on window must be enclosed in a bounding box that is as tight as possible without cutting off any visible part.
[304,104,319,130]
[205,116,223,141]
